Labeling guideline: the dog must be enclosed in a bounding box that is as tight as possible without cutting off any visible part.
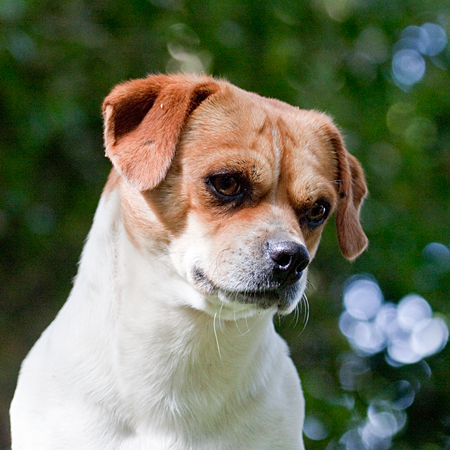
[10,73,368,449]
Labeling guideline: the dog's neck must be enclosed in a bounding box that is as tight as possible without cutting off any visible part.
[54,187,280,433]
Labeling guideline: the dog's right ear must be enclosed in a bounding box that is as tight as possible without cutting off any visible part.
[320,120,368,261]
[331,131,368,261]
[103,74,220,191]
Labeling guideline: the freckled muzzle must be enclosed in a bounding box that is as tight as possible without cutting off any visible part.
[192,240,310,313]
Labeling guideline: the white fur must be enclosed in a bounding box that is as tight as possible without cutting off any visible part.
[10,188,305,450]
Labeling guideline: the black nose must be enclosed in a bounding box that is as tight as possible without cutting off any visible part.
[267,241,310,286]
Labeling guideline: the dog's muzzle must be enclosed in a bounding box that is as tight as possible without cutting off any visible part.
[194,240,310,314]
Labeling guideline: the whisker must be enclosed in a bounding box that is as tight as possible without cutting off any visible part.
[218,303,225,334]
[291,302,300,328]
[297,293,310,336]
[234,308,246,336]
[277,312,282,327]
[213,311,223,364]
[238,313,257,336]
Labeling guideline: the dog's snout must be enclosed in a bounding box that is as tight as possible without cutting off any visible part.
[267,241,310,285]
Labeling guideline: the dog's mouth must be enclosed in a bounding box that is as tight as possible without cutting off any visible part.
[192,266,304,315]
[218,286,301,312]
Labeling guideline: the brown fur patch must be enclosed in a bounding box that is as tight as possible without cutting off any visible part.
[103,74,221,192]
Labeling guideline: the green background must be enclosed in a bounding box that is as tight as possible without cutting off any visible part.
[1,0,450,448]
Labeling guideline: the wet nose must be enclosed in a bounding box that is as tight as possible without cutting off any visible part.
[267,240,310,286]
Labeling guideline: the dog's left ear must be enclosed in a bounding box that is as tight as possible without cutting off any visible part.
[325,124,368,261]
[103,74,220,191]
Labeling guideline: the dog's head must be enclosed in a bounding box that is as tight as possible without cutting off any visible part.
[103,74,367,318]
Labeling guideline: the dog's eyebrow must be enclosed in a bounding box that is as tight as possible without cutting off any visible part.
[291,180,338,206]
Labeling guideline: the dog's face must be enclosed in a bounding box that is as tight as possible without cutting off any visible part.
[103,74,367,319]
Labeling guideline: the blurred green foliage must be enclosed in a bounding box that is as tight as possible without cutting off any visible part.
[1,0,450,448]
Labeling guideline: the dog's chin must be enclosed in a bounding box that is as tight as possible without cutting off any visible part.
[217,285,303,315]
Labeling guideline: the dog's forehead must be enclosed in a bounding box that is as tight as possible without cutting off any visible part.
[183,85,338,185]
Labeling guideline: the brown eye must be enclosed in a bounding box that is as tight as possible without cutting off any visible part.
[207,173,246,199]
[305,201,329,228]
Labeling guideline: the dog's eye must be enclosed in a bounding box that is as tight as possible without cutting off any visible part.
[305,201,329,228]
[207,173,245,199]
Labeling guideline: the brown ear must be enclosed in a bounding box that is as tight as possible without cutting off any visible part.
[103,74,220,191]
[327,125,368,261]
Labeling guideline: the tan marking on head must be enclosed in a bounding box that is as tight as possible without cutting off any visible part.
[102,168,121,198]
[120,180,173,252]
